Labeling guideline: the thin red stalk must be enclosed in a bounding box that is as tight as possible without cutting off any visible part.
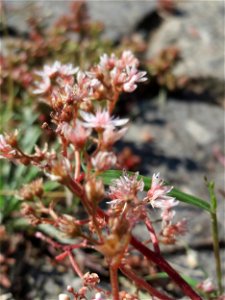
[35,232,62,249]
[66,176,84,198]
[66,178,104,242]
[145,217,160,254]
[130,236,202,300]
[109,266,120,300]
[109,91,119,114]
[67,251,83,278]
[120,265,174,300]
[36,232,89,252]
[74,150,81,180]
[66,177,94,219]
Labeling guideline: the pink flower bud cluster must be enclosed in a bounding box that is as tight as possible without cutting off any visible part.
[108,171,187,244]
[2,52,146,181]
[33,50,147,105]
[0,134,16,159]
[33,61,78,95]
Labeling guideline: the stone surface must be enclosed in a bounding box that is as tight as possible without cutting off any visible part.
[146,1,225,80]
[129,97,225,285]
[3,0,156,40]
[124,97,225,245]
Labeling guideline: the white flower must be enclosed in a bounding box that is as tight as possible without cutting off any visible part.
[80,108,128,130]
[0,132,17,159]
[33,77,51,94]
[58,121,91,149]
[91,151,117,171]
[59,64,78,76]
[123,66,147,93]
[35,61,61,78]
[108,171,144,206]
[102,126,128,148]
[99,53,116,70]
[120,50,139,68]
[36,61,78,78]
[58,294,70,300]
[145,173,177,208]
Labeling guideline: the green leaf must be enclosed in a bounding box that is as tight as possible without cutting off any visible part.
[0,196,20,222]
[20,126,41,153]
[145,272,199,288]
[44,181,61,191]
[99,170,212,213]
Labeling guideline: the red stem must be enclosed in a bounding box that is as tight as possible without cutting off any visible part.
[74,150,81,180]
[120,264,174,300]
[145,217,160,254]
[130,236,202,300]
[109,266,120,300]
[67,251,83,278]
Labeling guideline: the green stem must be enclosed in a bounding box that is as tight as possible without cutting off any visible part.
[207,180,223,294]
[158,88,167,109]
[210,211,223,294]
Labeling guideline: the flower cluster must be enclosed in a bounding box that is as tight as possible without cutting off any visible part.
[1,51,204,300]
[34,50,147,109]
[107,171,186,245]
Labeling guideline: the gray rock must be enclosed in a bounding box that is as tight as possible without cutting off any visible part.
[146,1,225,80]
[3,0,156,40]
[185,119,215,146]
[124,97,225,246]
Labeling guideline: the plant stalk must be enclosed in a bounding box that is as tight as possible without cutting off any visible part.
[109,266,120,300]
[145,216,160,253]
[210,211,223,294]
[130,236,202,300]
[120,265,174,300]
[207,180,223,294]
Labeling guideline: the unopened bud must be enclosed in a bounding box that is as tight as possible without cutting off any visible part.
[18,178,43,201]
[58,293,70,300]
[67,285,74,293]
[85,178,105,203]
[83,272,100,288]
[5,130,18,147]
[57,215,81,238]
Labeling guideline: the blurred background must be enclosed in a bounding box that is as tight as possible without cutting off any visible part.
[0,1,224,299]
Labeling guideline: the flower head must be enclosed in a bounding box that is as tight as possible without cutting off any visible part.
[108,171,144,207]
[58,121,91,149]
[0,133,17,159]
[33,76,51,94]
[197,278,216,293]
[35,61,61,78]
[83,272,100,288]
[102,126,128,149]
[58,294,70,300]
[120,50,139,68]
[91,151,117,171]
[92,293,105,300]
[111,65,147,93]
[145,173,177,208]
[80,108,128,131]
[59,63,79,77]
[122,66,147,92]
[99,53,116,70]
[36,61,78,78]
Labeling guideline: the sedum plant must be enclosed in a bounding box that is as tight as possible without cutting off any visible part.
[0,51,223,300]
